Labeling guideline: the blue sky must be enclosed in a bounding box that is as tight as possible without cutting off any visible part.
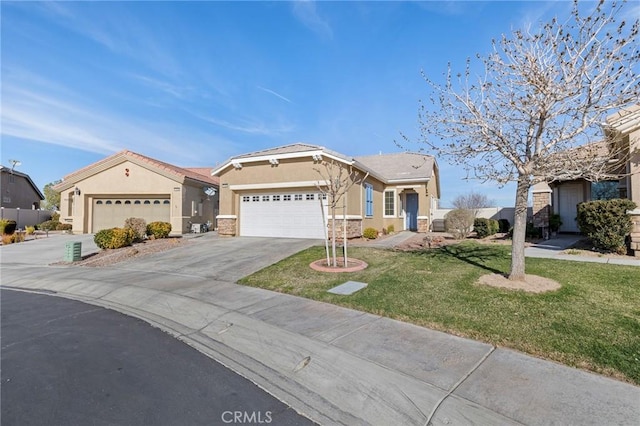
[3,1,627,207]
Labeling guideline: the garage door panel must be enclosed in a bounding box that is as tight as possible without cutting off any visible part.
[92,197,170,232]
[240,193,327,239]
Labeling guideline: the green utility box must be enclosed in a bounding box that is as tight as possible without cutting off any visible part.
[64,241,82,262]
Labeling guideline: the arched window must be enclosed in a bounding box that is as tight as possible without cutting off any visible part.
[96,200,103,205]
[163,200,170,205]
[106,200,113,205]
[134,200,141,205]
[124,200,131,205]
[115,200,122,205]
[153,200,160,204]
[144,200,151,205]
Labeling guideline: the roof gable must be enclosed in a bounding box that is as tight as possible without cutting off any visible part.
[55,150,219,191]
[0,167,45,200]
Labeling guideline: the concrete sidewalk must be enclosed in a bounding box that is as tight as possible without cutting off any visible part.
[525,234,640,266]
[1,236,639,425]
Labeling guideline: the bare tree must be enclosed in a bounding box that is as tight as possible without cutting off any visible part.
[315,160,367,267]
[416,0,639,281]
[452,191,493,218]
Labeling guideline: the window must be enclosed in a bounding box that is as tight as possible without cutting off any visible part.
[283,194,292,201]
[252,195,260,202]
[306,194,315,201]
[134,200,141,205]
[591,181,620,200]
[273,195,281,201]
[364,184,373,217]
[153,200,160,204]
[321,193,327,200]
[242,196,250,202]
[115,200,122,205]
[294,194,303,201]
[163,200,170,205]
[124,200,131,205]
[96,200,103,205]
[384,190,396,217]
[262,195,270,202]
[144,200,151,205]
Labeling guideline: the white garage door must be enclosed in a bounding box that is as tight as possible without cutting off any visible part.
[240,192,328,239]
[92,197,170,232]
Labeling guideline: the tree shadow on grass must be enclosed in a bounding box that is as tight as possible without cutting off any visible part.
[438,243,507,275]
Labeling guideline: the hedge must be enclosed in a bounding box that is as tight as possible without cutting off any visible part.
[474,218,499,238]
[577,199,637,254]
[146,221,172,239]
[94,227,136,250]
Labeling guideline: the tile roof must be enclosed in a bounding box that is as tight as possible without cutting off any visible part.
[232,143,354,163]
[355,152,435,181]
[58,150,219,188]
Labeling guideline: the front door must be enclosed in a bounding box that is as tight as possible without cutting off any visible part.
[558,183,584,232]
[405,193,418,231]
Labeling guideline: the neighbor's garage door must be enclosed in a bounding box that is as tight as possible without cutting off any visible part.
[92,197,170,232]
[240,192,327,239]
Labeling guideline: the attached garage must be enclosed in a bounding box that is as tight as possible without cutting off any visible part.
[92,197,171,232]
[240,192,327,239]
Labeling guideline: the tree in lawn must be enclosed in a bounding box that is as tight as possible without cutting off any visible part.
[416,0,639,281]
[452,191,493,218]
[315,160,367,268]
[42,180,62,211]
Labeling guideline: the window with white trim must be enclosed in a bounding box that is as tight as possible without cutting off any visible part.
[273,195,281,201]
[252,196,260,202]
[262,195,270,202]
[384,190,396,217]
[242,196,250,202]
[306,194,315,200]
[283,194,292,201]
[294,194,303,201]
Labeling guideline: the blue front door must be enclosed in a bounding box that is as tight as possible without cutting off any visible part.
[405,193,418,231]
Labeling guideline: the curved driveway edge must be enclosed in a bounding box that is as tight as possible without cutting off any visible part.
[2,235,639,425]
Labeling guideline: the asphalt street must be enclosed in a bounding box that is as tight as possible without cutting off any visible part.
[1,289,315,426]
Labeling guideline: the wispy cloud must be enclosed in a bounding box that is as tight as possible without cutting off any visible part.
[292,1,333,38]
[257,86,292,104]
[196,114,294,136]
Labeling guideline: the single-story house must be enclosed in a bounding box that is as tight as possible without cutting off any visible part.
[55,150,219,235]
[532,104,640,255]
[1,166,44,209]
[212,143,440,239]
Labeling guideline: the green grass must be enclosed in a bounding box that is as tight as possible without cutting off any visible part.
[239,242,640,385]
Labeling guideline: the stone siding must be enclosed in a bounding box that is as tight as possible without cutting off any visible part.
[217,217,236,236]
[417,218,430,233]
[630,211,640,257]
[327,218,362,239]
[532,191,551,228]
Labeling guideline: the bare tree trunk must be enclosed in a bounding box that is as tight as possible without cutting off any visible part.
[320,197,330,265]
[331,204,337,268]
[343,197,347,268]
[509,177,530,281]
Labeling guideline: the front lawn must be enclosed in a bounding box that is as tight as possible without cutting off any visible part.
[239,243,640,385]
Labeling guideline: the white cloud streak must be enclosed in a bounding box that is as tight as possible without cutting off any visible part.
[257,86,293,104]
[292,1,333,38]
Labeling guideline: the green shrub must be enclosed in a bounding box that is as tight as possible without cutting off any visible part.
[363,227,378,239]
[124,217,147,241]
[51,212,60,222]
[549,214,563,232]
[445,209,474,239]
[474,218,499,238]
[0,219,16,234]
[577,199,637,254]
[526,222,543,239]
[497,219,510,233]
[39,220,59,231]
[387,224,395,233]
[56,223,72,231]
[26,226,35,235]
[94,227,136,249]
[146,221,172,239]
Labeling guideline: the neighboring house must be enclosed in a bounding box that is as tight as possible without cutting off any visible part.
[212,143,440,239]
[0,166,44,209]
[532,104,640,255]
[55,150,219,235]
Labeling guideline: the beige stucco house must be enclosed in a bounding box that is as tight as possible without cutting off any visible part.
[532,104,640,255]
[55,150,219,235]
[212,143,440,239]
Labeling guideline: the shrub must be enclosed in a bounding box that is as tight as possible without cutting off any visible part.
[51,212,60,222]
[577,199,637,254]
[124,217,147,241]
[26,226,35,235]
[474,218,499,238]
[1,220,17,235]
[94,227,136,249]
[549,214,563,232]
[56,223,72,231]
[445,209,474,239]
[497,219,510,233]
[526,222,543,239]
[146,221,172,239]
[387,224,395,233]
[0,219,16,234]
[363,227,378,239]
[2,234,14,245]
[39,220,59,231]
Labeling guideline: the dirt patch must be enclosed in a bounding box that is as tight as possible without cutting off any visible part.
[53,237,188,267]
[477,273,561,293]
